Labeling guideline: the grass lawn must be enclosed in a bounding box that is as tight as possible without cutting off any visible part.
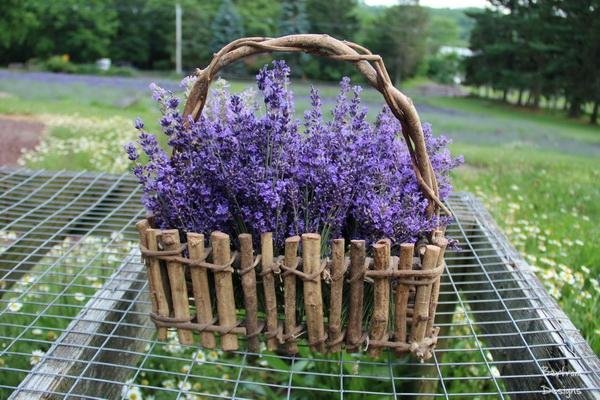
[0,70,598,396]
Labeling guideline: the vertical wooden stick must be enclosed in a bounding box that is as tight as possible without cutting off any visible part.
[394,243,414,351]
[149,229,173,340]
[162,229,193,345]
[369,239,390,357]
[426,237,448,337]
[187,232,216,349]
[411,245,440,343]
[302,233,325,352]
[260,232,279,351]
[239,233,260,353]
[136,221,168,341]
[346,239,366,351]
[283,235,300,354]
[328,238,345,353]
[211,231,238,351]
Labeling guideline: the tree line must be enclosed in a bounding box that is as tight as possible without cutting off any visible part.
[0,0,471,84]
[465,0,600,124]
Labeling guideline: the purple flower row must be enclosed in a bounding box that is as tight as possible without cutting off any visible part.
[126,61,462,251]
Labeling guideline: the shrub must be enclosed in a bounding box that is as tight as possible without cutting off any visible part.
[43,55,76,73]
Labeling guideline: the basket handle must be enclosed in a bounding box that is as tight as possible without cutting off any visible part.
[182,34,448,218]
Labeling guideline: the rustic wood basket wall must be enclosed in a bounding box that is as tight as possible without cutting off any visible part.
[135,34,452,360]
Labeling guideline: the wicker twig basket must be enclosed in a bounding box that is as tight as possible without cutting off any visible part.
[135,34,450,360]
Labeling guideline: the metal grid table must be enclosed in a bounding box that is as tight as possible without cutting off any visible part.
[0,167,598,399]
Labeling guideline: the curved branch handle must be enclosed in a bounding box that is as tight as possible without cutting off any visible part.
[182,34,447,218]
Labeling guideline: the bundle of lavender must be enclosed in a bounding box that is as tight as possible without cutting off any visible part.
[127,61,461,249]
[128,52,461,358]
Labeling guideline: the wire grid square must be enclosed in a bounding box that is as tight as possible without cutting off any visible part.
[0,167,599,399]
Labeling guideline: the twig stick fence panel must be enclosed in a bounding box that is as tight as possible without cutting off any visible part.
[138,221,447,359]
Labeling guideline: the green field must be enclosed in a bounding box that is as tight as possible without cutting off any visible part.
[0,71,598,397]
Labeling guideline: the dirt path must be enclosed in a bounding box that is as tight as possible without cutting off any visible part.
[0,115,45,166]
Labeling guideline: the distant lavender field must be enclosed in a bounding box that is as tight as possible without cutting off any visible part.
[1,69,598,158]
[0,69,180,93]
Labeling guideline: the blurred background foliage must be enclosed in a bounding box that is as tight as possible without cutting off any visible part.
[0,0,473,83]
[2,0,597,122]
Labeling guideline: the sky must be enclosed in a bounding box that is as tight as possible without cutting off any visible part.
[364,0,486,8]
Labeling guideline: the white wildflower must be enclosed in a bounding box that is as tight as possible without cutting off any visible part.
[192,349,206,364]
[538,244,547,253]
[74,292,86,302]
[490,366,501,377]
[162,379,175,389]
[258,359,268,367]
[125,386,142,400]
[581,266,590,274]
[206,349,222,362]
[351,361,360,375]
[590,278,599,292]
[20,275,36,285]
[7,300,23,312]
[165,342,182,354]
[178,381,192,392]
[30,350,45,366]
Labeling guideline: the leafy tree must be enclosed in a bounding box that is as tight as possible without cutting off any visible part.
[276,0,310,75]
[0,0,118,64]
[210,0,245,54]
[427,15,460,54]
[306,0,359,39]
[365,4,429,84]
[110,0,153,68]
[466,0,600,123]
[0,0,38,61]
[425,6,476,46]
[427,52,462,85]
[30,0,118,62]
[278,0,309,36]
[178,0,221,70]
[237,0,280,37]
[305,0,359,80]
[552,0,600,120]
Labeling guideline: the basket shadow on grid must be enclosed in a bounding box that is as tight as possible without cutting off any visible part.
[0,168,599,399]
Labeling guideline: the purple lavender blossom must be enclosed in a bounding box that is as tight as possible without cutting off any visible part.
[126,60,462,251]
[134,117,144,130]
[124,143,138,161]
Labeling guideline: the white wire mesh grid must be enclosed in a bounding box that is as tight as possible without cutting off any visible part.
[0,167,598,399]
